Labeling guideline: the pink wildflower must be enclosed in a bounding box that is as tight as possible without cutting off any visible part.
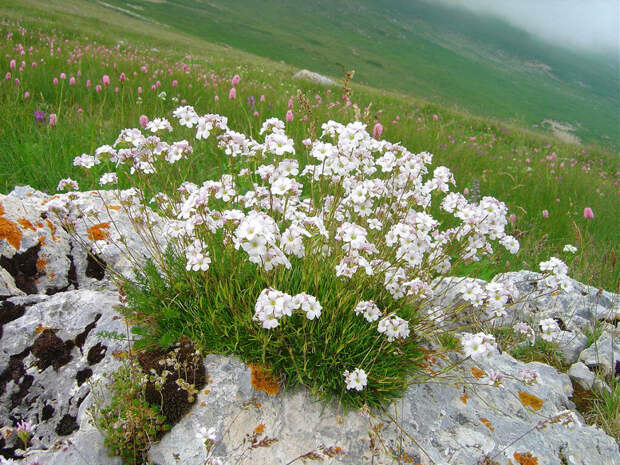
[119,72,126,82]
[137,86,142,94]
[214,95,219,102]
[102,74,110,86]
[53,77,58,85]
[228,87,236,99]
[49,113,57,127]
[372,122,383,140]
[260,94,266,102]
[231,74,240,86]
[286,110,293,122]
[9,59,16,69]
[583,207,594,219]
[69,77,76,85]
[23,91,29,99]
[433,114,439,121]
[96,84,102,92]
[139,115,149,128]
[542,210,549,218]
[509,213,516,225]
[172,79,178,87]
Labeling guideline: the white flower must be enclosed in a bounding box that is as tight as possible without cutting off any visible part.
[539,318,560,342]
[73,154,99,169]
[354,301,381,322]
[563,244,578,253]
[520,369,539,385]
[185,240,211,272]
[377,314,410,342]
[460,332,497,359]
[196,425,218,443]
[99,172,118,186]
[57,178,79,191]
[343,368,368,391]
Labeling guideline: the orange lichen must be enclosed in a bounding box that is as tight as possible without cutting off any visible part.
[471,367,485,379]
[38,235,47,246]
[518,391,543,411]
[479,417,494,431]
[460,393,469,404]
[45,219,57,241]
[36,258,48,271]
[0,217,22,249]
[203,389,211,395]
[87,222,110,241]
[249,363,281,395]
[17,218,36,231]
[513,452,539,465]
[0,202,4,216]
[254,424,265,434]
[107,205,122,210]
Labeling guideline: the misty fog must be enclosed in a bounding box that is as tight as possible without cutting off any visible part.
[428,0,619,55]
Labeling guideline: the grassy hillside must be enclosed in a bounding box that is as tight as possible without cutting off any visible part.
[0,0,618,292]
[92,0,619,148]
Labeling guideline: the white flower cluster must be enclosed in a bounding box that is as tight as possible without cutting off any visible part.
[185,240,211,272]
[460,332,497,359]
[353,300,381,322]
[253,288,322,329]
[459,280,519,318]
[539,257,572,292]
[377,314,410,342]
[538,317,561,342]
[343,368,368,391]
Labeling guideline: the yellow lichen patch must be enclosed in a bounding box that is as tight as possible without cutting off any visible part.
[36,258,48,271]
[87,222,110,241]
[471,367,485,379]
[479,417,494,431]
[0,217,22,250]
[513,451,539,465]
[460,393,469,404]
[518,392,543,411]
[249,363,281,395]
[17,218,36,231]
[254,423,265,434]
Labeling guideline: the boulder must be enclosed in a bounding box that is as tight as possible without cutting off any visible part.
[292,69,337,86]
[567,362,595,391]
[578,330,620,377]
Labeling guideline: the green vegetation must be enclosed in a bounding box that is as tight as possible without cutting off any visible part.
[93,0,619,148]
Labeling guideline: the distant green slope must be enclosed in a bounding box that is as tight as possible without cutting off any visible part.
[92,0,619,149]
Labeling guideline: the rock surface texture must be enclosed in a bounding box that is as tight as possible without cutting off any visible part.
[0,188,618,465]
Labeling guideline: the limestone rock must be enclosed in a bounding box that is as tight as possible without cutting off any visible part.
[578,330,620,377]
[149,353,619,465]
[0,290,126,460]
[567,362,595,391]
[292,69,337,86]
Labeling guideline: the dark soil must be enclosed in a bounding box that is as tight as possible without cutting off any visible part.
[75,368,93,386]
[137,338,206,425]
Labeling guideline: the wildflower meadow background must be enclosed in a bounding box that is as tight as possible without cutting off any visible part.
[0,0,619,462]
